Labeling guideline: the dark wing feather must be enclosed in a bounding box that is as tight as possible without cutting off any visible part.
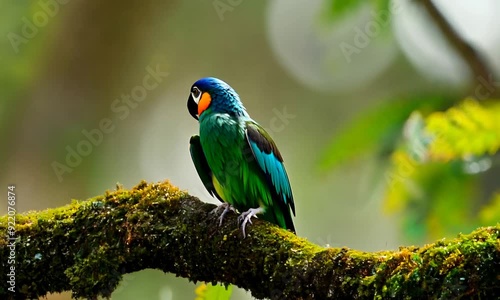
[189,135,223,202]
[245,122,295,231]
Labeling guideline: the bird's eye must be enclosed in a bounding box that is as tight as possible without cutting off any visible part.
[191,87,202,103]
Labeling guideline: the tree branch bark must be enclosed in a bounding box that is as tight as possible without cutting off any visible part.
[1,181,499,299]
[419,0,499,97]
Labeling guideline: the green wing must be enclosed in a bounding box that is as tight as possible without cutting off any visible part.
[189,135,223,202]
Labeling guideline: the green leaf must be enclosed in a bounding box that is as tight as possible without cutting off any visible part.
[195,283,233,300]
[327,0,364,20]
[325,0,391,21]
[385,148,485,242]
[479,192,500,225]
[385,98,500,242]
[371,0,390,13]
[319,96,448,171]
[425,99,500,161]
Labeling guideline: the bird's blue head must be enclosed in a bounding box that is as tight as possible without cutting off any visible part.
[187,77,247,120]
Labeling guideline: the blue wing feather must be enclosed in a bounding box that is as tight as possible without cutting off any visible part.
[249,142,292,203]
[245,122,295,216]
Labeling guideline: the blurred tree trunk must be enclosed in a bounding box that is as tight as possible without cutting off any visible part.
[5,0,175,211]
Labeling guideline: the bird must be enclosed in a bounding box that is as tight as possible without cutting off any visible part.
[187,77,295,237]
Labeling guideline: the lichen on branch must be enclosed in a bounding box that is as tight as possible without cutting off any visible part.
[0,181,499,299]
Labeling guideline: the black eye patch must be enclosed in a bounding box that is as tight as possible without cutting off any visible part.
[191,86,201,99]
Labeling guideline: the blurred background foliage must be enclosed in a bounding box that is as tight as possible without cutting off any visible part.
[1,0,499,299]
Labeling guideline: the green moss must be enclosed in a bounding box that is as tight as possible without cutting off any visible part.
[1,182,499,299]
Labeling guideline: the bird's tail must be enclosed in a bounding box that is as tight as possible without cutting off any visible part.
[263,206,296,234]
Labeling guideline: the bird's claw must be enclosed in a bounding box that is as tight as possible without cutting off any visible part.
[237,207,264,238]
[211,203,236,226]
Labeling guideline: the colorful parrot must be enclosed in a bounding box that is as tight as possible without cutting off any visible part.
[187,77,295,236]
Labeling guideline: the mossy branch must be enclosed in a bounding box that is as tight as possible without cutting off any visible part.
[1,181,499,299]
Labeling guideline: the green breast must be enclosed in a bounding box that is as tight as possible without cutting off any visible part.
[199,113,264,210]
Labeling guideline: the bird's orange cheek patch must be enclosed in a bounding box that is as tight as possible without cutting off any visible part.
[198,92,211,116]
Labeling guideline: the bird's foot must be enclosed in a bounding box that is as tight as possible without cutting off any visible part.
[211,203,236,226]
[237,207,264,238]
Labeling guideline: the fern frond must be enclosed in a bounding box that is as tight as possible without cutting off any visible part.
[425,99,500,161]
[319,96,447,171]
[384,99,500,242]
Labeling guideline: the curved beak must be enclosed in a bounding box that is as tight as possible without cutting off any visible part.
[187,94,199,120]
